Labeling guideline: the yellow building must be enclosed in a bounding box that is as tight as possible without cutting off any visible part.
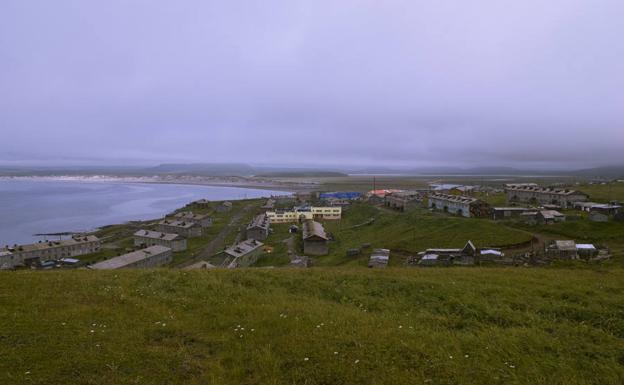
[266,206,341,224]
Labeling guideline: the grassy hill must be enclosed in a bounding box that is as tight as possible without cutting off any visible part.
[1,268,623,384]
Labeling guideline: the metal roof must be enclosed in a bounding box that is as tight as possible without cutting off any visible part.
[89,245,171,270]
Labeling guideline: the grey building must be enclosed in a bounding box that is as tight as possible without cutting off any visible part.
[428,193,490,218]
[246,214,270,241]
[302,220,329,256]
[385,190,426,211]
[546,240,578,259]
[1,235,100,268]
[506,186,588,208]
[173,211,213,227]
[133,229,187,252]
[368,248,390,268]
[224,239,264,268]
[157,219,202,238]
[491,207,534,220]
[89,245,172,270]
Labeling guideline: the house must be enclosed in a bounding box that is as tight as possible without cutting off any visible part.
[449,186,478,196]
[133,230,187,252]
[246,214,270,241]
[215,201,233,213]
[302,220,329,256]
[429,184,462,193]
[89,245,172,270]
[428,193,490,218]
[505,186,588,208]
[157,219,202,238]
[266,206,342,224]
[0,251,15,270]
[573,201,621,215]
[223,239,264,268]
[491,207,534,220]
[545,240,578,259]
[368,248,390,268]
[173,211,213,227]
[576,244,598,259]
[384,190,427,211]
[589,211,609,222]
[0,235,100,269]
[415,241,501,266]
[537,210,566,224]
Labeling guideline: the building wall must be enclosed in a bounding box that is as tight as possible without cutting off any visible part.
[226,247,263,267]
[127,249,172,268]
[304,239,329,256]
[157,223,202,238]
[133,236,187,252]
[506,189,587,208]
[428,198,472,218]
[2,239,100,267]
[246,227,269,241]
[266,207,341,223]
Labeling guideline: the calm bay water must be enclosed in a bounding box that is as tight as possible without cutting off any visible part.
[0,180,286,245]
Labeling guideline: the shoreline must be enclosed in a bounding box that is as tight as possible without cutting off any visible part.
[0,175,319,193]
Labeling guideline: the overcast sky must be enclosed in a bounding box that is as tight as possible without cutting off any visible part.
[1,0,623,169]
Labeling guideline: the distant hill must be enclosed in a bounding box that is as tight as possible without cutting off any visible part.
[255,170,348,178]
[141,163,256,176]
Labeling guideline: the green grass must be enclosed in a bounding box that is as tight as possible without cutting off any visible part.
[258,203,534,267]
[1,268,623,384]
[576,182,624,203]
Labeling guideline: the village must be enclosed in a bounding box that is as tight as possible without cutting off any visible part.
[1,179,622,271]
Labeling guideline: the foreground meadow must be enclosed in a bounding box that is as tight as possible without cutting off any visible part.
[1,268,623,385]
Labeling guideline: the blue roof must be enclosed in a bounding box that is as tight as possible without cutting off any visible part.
[319,192,362,199]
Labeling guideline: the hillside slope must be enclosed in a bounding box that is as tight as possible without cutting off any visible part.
[1,268,623,385]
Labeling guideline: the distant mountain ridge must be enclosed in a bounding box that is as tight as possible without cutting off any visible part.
[0,163,623,178]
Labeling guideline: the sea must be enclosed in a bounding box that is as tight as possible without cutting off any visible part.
[0,179,287,246]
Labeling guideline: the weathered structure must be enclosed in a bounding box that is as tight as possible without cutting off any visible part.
[289,255,310,268]
[266,206,342,223]
[173,211,213,227]
[428,193,490,218]
[415,241,504,266]
[491,207,534,220]
[0,235,100,268]
[223,239,264,268]
[215,201,232,213]
[246,214,270,241]
[573,201,621,215]
[133,230,187,252]
[385,190,427,211]
[157,219,202,238]
[302,220,329,256]
[537,210,566,224]
[545,240,578,259]
[576,244,598,259]
[89,245,172,270]
[368,248,390,268]
[506,186,588,208]
[0,251,15,270]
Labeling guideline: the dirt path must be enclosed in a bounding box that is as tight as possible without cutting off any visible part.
[176,204,256,268]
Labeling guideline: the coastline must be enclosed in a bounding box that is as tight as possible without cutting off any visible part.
[0,175,319,193]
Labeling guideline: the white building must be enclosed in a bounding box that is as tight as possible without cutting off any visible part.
[266,206,342,224]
